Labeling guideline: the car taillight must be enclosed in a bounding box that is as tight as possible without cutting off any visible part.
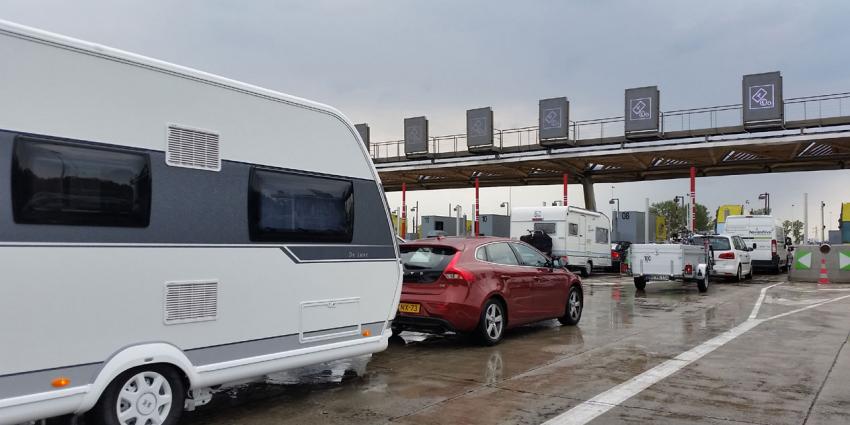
[612,251,620,261]
[719,252,735,260]
[684,264,693,274]
[771,239,777,254]
[443,252,475,284]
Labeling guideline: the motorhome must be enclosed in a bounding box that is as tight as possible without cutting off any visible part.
[510,206,612,276]
[0,20,401,424]
[724,215,790,272]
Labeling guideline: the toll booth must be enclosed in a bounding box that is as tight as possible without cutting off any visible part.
[478,214,510,237]
[420,215,463,238]
[612,211,662,243]
[841,203,850,243]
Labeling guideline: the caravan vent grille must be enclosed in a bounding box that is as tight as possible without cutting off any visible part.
[166,125,221,171]
[164,281,218,324]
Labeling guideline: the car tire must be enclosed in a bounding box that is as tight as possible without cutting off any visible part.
[697,277,709,293]
[476,299,506,346]
[558,286,583,326]
[634,276,646,290]
[89,365,185,425]
[745,267,753,280]
[734,265,742,282]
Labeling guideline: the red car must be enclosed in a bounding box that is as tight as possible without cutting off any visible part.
[393,237,583,345]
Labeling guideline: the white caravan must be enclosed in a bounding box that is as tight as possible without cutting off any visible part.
[510,206,612,276]
[0,21,401,425]
[724,215,790,272]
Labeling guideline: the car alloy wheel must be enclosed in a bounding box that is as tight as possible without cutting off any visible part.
[484,303,504,341]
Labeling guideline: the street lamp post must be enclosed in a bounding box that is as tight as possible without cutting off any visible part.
[758,193,770,214]
[609,198,620,241]
[674,195,687,232]
[500,201,510,216]
[410,203,419,238]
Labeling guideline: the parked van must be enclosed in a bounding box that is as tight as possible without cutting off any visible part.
[510,206,612,276]
[0,20,401,425]
[724,215,790,272]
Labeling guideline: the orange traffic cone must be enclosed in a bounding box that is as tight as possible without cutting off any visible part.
[818,258,830,285]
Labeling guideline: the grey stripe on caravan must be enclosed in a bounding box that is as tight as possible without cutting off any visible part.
[185,321,386,366]
[0,243,398,262]
[282,245,398,263]
[0,321,386,400]
[0,362,101,400]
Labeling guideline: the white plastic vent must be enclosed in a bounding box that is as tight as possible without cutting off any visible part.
[166,125,221,171]
[164,280,219,325]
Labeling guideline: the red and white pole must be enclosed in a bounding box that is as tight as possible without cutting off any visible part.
[474,177,480,237]
[563,173,569,206]
[401,182,407,237]
[690,166,697,232]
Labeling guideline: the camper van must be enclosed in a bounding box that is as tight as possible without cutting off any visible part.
[724,215,790,272]
[0,21,401,425]
[510,206,612,276]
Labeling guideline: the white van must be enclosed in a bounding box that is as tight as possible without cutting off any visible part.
[510,206,612,276]
[724,215,790,273]
[0,20,401,425]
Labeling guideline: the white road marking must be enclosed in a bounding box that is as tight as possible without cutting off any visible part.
[541,284,850,425]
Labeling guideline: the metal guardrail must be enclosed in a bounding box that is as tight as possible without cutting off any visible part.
[369,92,850,160]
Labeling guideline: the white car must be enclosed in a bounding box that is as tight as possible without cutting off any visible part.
[693,234,753,281]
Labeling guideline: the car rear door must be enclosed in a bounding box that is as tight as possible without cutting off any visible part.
[733,236,752,273]
[483,242,532,324]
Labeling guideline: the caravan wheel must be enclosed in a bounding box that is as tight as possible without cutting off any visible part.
[90,365,185,425]
[580,262,592,278]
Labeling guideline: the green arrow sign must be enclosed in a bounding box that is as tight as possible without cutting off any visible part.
[840,251,850,271]
[795,251,812,270]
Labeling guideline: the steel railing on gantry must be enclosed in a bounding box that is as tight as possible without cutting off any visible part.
[369,91,850,161]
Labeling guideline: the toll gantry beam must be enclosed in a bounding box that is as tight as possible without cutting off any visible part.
[370,89,850,192]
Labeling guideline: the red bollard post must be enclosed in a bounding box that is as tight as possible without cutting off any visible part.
[401,182,407,237]
[563,173,569,206]
[474,177,480,237]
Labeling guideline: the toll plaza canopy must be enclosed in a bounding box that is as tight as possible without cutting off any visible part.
[361,77,850,192]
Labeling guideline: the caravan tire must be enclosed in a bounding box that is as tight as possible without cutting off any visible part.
[580,262,592,278]
[89,365,185,425]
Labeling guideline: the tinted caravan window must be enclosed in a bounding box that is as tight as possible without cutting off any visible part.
[249,169,354,242]
[11,139,151,227]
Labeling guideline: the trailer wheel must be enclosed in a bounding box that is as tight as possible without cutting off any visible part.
[634,276,646,290]
[697,277,709,293]
[90,365,185,425]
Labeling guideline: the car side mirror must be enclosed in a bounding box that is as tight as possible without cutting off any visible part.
[752,243,757,250]
[550,257,564,269]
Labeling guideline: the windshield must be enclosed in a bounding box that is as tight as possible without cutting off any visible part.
[692,236,731,251]
[400,245,457,283]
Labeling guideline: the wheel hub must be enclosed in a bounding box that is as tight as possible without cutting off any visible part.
[137,393,157,415]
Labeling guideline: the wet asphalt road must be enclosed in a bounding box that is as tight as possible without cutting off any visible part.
[181,273,850,425]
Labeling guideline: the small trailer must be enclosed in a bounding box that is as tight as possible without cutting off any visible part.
[630,243,712,292]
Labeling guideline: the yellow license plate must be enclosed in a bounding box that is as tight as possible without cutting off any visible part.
[398,303,421,314]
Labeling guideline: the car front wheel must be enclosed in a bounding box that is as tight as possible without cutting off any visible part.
[559,286,583,326]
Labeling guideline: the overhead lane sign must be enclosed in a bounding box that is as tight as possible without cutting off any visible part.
[624,86,660,138]
[539,97,570,146]
[742,71,783,129]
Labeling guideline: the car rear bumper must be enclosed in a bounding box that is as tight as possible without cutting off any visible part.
[395,296,480,333]
[393,315,458,334]
[711,262,740,276]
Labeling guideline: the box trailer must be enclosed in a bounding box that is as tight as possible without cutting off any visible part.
[630,243,712,292]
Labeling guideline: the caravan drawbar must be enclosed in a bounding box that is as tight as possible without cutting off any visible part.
[0,20,401,424]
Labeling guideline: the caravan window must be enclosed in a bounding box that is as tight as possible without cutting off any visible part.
[11,139,151,227]
[533,222,556,234]
[249,169,354,242]
[595,227,609,244]
[568,223,579,236]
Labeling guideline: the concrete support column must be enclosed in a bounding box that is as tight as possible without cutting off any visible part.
[582,177,596,211]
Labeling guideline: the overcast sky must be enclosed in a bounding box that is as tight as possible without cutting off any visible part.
[2,1,848,235]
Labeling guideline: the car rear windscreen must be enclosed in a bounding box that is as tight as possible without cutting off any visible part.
[400,246,457,283]
[692,237,731,251]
